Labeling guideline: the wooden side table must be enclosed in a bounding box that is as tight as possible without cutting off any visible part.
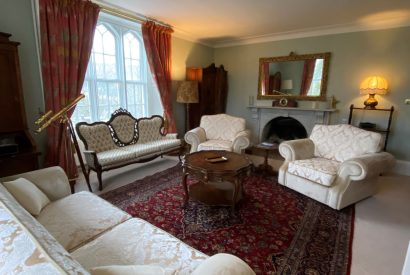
[254,143,278,176]
[181,150,252,210]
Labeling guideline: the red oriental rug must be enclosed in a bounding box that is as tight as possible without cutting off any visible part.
[101,164,354,275]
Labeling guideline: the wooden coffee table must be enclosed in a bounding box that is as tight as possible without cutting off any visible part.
[181,150,252,210]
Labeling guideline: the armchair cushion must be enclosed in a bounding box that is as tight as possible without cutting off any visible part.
[288,158,340,186]
[198,140,233,152]
[310,124,383,162]
[200,114,246,141]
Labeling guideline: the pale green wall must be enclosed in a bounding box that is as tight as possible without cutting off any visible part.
[214,27,410,161]
[171,37,214,136]
[0,0,46,163]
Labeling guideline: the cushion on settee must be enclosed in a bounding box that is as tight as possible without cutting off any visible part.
[0,184,88,274]
[288,158,340,186]
[96,149,136,167]
[90,264,175,275]
[3,178,50,216]
[37,191,131,252]
[192,253,255,275]
[71,218,207,273]
[77,123,118,153]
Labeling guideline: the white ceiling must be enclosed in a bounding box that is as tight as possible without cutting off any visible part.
[99,0,410,47]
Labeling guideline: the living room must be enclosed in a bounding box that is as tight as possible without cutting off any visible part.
[0,0,409,274]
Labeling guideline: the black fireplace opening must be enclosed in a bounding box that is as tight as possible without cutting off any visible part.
[261,116,307,144]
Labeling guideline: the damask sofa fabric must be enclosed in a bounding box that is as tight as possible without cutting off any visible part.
[37,192,131,252]
[184,114,251,153]
[76,109,182,191]
[278,124,395,210]
[0,166,255,274]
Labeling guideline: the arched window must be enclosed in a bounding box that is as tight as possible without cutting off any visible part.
[72,13,161,124]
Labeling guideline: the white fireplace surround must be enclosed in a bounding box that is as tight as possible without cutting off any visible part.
[248,106,337,142]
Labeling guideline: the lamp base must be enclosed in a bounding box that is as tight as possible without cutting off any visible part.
[364,93,378,109]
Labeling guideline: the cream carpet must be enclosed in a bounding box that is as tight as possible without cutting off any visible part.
[75,155,410,275]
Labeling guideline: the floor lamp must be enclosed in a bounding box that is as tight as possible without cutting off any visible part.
[176,81,199,132]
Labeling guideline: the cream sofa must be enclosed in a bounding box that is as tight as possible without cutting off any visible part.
[76,109,182,191]
[184,114,250,153]
[0,166,255,274]
[278,124,395,210]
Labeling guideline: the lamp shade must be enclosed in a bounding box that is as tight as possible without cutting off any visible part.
[176,81,199,103]
[360,76,388,95]
[281,79,293,90]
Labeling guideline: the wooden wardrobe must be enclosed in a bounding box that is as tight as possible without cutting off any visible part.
[186,63,228,130]
[0,32,39,177]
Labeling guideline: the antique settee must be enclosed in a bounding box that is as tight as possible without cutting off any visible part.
[76,109,182,191]
[278,124,395,210]
[184,114,250,153]
[0,166,255,274]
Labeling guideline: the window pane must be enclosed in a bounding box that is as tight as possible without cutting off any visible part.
[95,53,104,79]
[105,55,117,79]
[125,59,132,81]
[131,60,140,81]
[108,83,121,110]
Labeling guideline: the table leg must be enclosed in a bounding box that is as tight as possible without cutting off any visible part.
[231,178,239,211]
[182,172,189,208]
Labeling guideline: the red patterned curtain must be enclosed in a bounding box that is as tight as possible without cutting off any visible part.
[142,21,176,133]
[40,0,99,180]
[300,59,316,96]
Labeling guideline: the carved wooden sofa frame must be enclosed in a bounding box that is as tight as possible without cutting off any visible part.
[76,109,182,191]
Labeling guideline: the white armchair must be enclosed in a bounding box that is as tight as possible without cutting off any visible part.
[278,124,395,210]
[184,114,250,153]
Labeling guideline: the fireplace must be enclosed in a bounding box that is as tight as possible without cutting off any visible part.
[248,105,336,144]
[261,116,307,143]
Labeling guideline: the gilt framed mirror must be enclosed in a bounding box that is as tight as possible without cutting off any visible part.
[257,52,331,101]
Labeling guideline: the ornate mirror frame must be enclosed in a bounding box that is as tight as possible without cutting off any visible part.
[257,52,331,101]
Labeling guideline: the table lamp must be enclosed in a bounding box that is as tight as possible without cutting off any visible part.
[177,80,199,131]
[281,79,293,92]
[359,76,388,109]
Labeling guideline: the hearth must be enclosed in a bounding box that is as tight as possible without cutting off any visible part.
[261,116,307,143]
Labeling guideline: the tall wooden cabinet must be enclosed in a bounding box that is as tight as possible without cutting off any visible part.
[186,63,228,130]
[0,32,39,177]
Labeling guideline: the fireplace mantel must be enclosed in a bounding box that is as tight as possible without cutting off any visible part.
[248,106,336,112]
[248,106,337,142]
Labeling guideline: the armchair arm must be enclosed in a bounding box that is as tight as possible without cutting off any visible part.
[232,129,251,153]
[184,127,206,153]
[192,253,255,275]
[278,138,315,161]
[165,133,178,139]
[338,152,395,181]
[83,150,101,170]
[0,166,70,201]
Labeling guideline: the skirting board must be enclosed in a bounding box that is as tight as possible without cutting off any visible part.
[392,160,410,176]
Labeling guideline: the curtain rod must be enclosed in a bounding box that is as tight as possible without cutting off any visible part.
[95,2,172,28]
